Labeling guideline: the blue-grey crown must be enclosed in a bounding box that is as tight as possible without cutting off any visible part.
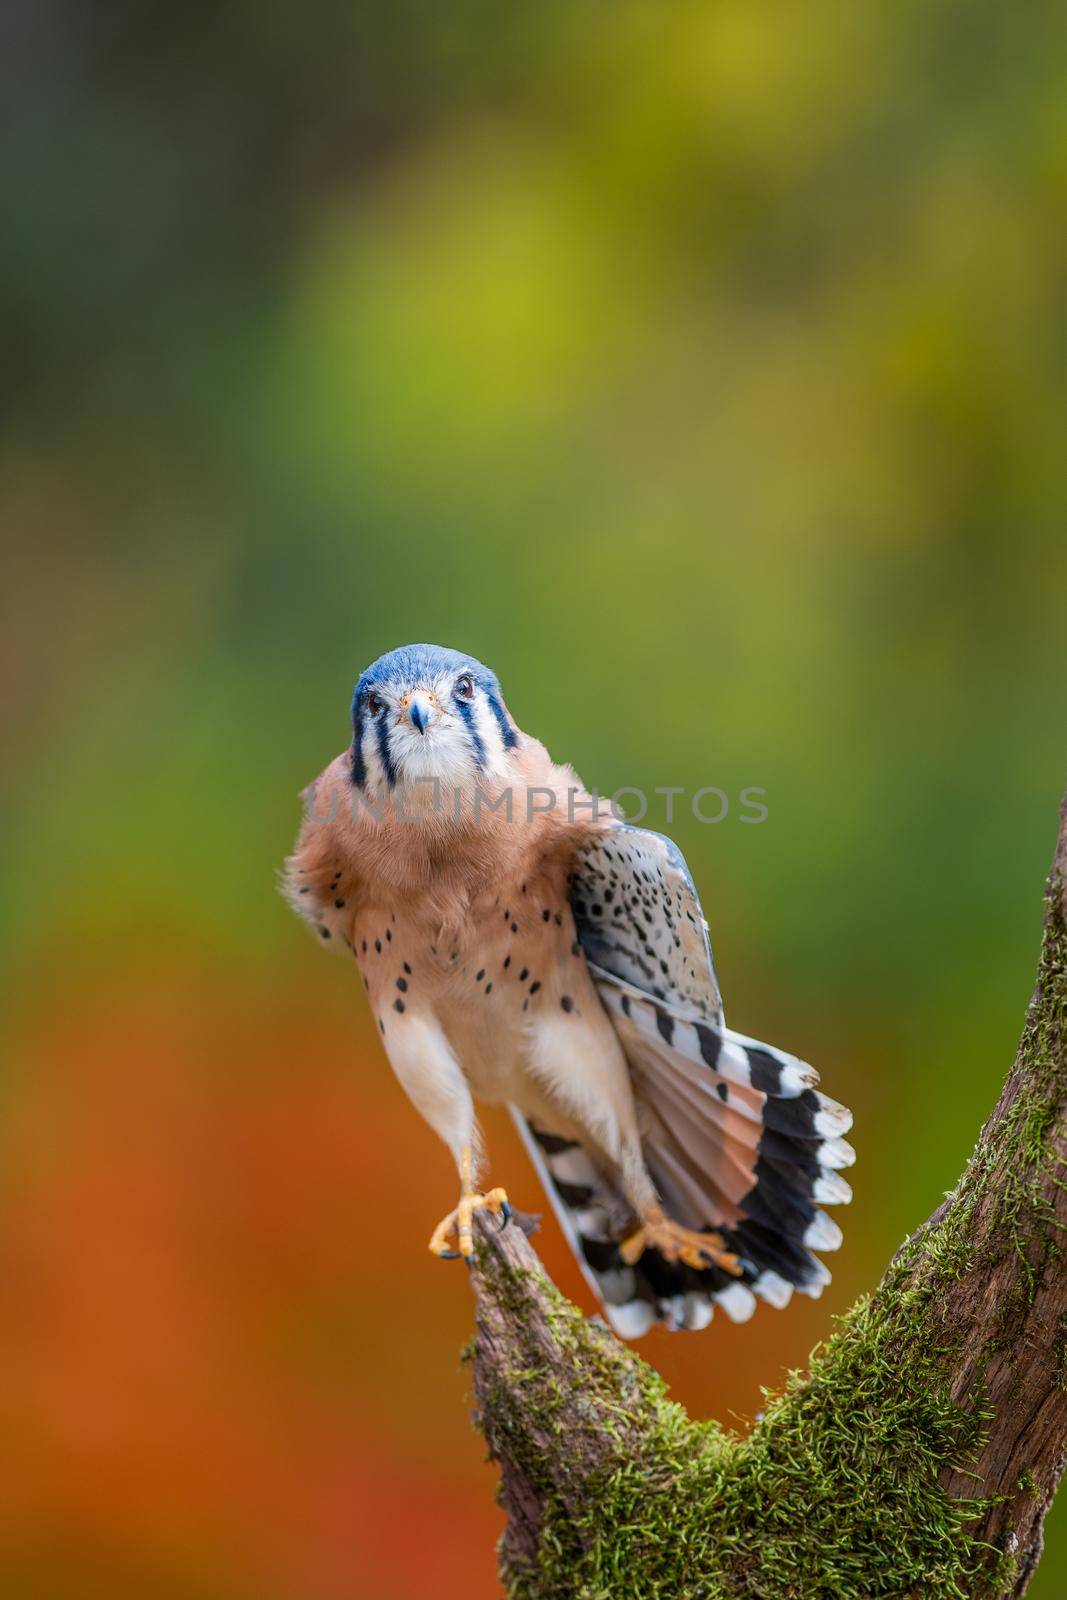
[353,643,499,702]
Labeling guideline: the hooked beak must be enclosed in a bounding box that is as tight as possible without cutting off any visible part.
[407,691,433,735]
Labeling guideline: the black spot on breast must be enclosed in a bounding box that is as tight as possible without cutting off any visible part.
[571,941,581,957]
[542,909,550,922]
[385,929,392,942]
[503,955,511,969]
[335,899,345,909]
[510,922,518,934]
[519,968,529,981]
[554,913,562,926]
[403,961,412,974]
[374,939,381,953]
[396,977,407,992]
[560,996,574,1013]
[298,886,309,895]
[394,998,406,1013]
[716,1082,728,1102]
[319,927,331,940]
[361,940,367,952]
[621,994,631,1017]
[379,1018,385,1033]
[485,982,492,994]
[529,980,541,995]
[475,969,485,982]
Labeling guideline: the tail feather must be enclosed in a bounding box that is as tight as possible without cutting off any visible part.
[511,969,854,1337]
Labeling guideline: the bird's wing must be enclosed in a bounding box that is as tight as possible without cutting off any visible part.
[280,756,363,952]
[567,823,854,1335]
[569,825,722,1022]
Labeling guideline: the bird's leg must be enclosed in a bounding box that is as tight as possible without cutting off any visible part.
[428,1146,510,1260]
[619,1203,745,1276]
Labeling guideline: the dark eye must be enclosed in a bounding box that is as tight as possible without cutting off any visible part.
[455,674,474,701]
[366,691,383,717]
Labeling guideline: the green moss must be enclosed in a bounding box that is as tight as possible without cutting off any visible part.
[946,870,1066,1270]
[491,1278,1004,1600]
[474,874,1066,1600]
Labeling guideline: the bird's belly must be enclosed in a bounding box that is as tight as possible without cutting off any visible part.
[356,885,632,1132]
[435,949,636,1163]
[433,981,548,1106]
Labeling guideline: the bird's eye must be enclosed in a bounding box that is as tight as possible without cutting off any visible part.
[366,691,383,717]
[455,674,474,701]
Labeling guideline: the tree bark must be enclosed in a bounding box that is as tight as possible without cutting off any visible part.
[464,791,1067,1600]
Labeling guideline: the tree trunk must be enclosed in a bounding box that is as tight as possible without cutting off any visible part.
[464,791,1067,1600]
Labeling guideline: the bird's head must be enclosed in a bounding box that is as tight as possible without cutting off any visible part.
[350,643,520,794]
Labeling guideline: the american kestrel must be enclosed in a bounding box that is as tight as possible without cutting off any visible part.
[284,644,853,1336]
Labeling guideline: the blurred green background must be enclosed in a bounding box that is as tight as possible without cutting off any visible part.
[3,3,1066,1595]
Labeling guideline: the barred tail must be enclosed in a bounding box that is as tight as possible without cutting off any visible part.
[511,982,854,1337]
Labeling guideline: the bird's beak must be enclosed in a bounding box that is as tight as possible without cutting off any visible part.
[407,691,433,735]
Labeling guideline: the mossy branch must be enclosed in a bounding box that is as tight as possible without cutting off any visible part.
[464,790,1067,1599]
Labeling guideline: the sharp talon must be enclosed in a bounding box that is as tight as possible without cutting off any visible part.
[429,1185,511,1263]
[498,1200,512,1229]
[625,1209,741,1275]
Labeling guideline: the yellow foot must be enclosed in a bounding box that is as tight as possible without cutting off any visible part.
[428,1187,511,1259]
[619,1205,744,1276]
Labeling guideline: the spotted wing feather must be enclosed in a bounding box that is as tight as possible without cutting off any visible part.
[570,826,721,1022]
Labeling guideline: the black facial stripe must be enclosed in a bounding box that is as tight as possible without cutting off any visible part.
[350,718,367,786]
[349,686,367,786]
[453,696,486,769]
[374,709,398,787]
[486,690,518,751]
